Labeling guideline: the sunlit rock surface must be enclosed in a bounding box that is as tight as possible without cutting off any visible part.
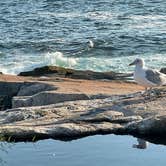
[0,66,165,144]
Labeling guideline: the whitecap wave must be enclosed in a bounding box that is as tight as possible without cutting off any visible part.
[0,51,77,75]
[44,51,77,67]
[0,51,165,75]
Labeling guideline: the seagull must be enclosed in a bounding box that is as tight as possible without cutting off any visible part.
[88,40,94,48]
[129,58,166,92]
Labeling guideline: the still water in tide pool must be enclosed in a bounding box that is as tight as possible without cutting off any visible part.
[0,135,166,166]
[0,0,166,74]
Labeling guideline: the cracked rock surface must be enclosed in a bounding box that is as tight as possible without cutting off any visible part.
[0,67,165,144]
[0,87,166,143]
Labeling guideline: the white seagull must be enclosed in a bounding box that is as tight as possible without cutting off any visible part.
[129,58,166,91]
[88,40,94,48]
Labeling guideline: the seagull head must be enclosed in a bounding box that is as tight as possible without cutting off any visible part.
[129,58,145,67]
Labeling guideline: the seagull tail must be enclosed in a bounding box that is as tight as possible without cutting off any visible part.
[163,82,166,86]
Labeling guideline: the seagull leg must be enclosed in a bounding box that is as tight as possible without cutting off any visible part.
[145,87,148,93]
[142,87,153,100]
[148,87,153,100]
[141,87,148,97]
[150,87,162,98]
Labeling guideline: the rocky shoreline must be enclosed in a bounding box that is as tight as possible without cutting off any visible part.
[0,66,166,144]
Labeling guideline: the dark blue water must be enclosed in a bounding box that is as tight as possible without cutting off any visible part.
[0,135,165,166]
[0,0,166,74]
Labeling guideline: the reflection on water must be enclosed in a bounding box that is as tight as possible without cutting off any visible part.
[0,142,14,165]
[0,135,166,166]
[133,138,148,149]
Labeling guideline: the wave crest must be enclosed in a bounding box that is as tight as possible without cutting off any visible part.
[44,52,77,68]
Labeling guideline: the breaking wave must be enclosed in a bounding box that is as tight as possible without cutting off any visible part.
[0,52,77,75]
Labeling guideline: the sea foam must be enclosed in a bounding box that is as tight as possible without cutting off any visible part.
[44,51,77,68]
[0,51,77,75]
[0,51,165,75]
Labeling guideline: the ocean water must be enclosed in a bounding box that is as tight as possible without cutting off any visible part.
[0,0,166,74]
[0,135,166,166]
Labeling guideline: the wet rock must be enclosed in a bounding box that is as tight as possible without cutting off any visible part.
[160,68,166,74]
[18,65,132,80]
[19,66,74,77]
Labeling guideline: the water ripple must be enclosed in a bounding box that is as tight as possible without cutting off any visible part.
[0,0,165,74]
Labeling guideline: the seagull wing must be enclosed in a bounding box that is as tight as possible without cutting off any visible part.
[145,69,166,85]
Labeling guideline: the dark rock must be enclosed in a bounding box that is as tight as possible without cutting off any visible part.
[0,96,12,110]
[0,82,23,110]
[160,68,166,74]
[0,81,57,110]
[0,82,22,96]
[18,65,132,80]
[17,82,56,96]
[19,66,71,76]
[127,115,166,136]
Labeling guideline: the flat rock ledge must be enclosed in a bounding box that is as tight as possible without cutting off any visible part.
[0,66,165,144]
[0,87,166,144]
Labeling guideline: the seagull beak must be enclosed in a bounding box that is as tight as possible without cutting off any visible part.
[129,61,135,66]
